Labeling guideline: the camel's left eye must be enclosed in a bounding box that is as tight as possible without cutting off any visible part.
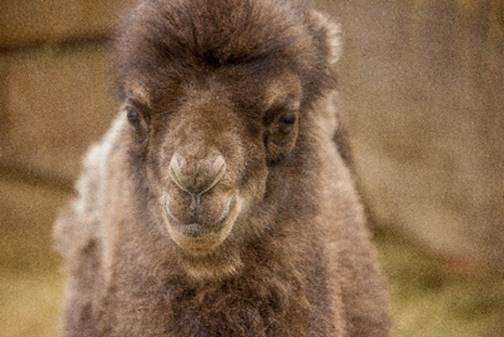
[280,113,296,125]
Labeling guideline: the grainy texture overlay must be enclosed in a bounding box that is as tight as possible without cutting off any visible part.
[1,0,503,337]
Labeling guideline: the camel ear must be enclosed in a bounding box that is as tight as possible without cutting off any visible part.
[309,10,343,65]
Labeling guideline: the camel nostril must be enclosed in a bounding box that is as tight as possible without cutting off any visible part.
[169,152,191,192]
[169,151,227,194]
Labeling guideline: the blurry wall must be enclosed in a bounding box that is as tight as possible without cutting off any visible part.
[0,0,503,289]
[320,0,504,271]
[0,2,128,258]
[0,2,129,336]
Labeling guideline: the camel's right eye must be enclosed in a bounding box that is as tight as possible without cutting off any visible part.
[125,101,149,144]
[125,98,150,127]
[126,105,141,127]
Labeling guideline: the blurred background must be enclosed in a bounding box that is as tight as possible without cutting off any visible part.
[0,0,503,336]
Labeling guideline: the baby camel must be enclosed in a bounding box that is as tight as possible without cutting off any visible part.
[54,0,390,336]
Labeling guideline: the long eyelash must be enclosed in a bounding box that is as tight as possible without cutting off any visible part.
[125,97,152,124]
[127,97,148,111]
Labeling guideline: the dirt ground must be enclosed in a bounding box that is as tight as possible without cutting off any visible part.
[1,182,503,337]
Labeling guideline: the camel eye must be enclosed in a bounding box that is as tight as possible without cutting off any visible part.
[125,101,150,144]
[280,113,296,125]
[125,98,149,127]
[126,105,141,126]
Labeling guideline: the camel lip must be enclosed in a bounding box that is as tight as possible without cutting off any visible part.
[174,223,215,238]
[162,194,240,252]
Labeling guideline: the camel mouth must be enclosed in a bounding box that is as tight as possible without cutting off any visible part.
[162,194,241,254]
[170,195,237,237]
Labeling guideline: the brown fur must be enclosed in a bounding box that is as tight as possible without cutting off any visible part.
[54,0,390,336]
